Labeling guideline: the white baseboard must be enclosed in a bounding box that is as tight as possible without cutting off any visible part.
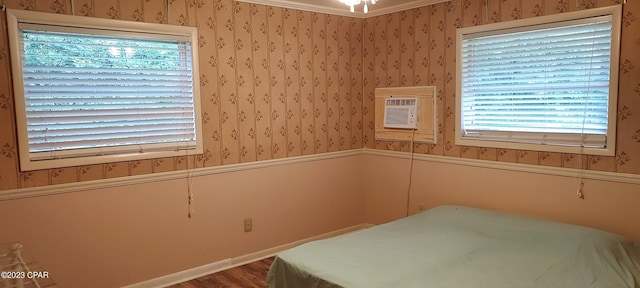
[121,223,371,288]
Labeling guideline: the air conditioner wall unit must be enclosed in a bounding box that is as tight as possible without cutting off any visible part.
[383,97,418,129]
[374,86,437,144]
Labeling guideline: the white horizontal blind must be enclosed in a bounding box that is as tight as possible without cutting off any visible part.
[19,27,198,161]
[460,16,613,148]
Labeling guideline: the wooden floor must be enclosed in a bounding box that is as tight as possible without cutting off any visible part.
[169,257,275,288]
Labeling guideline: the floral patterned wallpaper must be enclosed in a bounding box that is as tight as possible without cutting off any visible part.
[0,0,363,190]
[0,0,638,192]
[364,0,640,175]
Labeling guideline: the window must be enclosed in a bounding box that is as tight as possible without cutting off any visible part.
[7,9,202,171]
[456,5,621,156]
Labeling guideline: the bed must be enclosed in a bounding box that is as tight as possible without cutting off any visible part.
[267,205,640,288]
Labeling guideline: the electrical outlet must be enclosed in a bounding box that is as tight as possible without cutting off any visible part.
[419,204,425,211]
[244,217,252,232]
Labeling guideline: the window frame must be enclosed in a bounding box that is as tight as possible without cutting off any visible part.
[7,9,203,171]
[455,5,621,156]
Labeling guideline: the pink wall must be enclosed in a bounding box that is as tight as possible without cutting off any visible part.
[363,153,640,242]
[2,151,638,287]
[0,155,364,288]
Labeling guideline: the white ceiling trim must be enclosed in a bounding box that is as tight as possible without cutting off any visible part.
[364,0,450,17]
[235,0,356,17]
[234,0,450,18]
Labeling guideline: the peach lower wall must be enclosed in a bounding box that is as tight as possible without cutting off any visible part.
[3,150,638,287]
[363,153,640,242]
[0,154,364,288]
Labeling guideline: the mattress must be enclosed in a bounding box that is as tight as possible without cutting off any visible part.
[267,205,640,288]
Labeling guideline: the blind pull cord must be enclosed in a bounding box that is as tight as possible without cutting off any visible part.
[186,144,195,218]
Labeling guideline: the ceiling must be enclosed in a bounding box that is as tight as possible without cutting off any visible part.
[234,0,450,18]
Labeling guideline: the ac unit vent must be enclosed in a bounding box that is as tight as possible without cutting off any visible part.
[383,97,418,129]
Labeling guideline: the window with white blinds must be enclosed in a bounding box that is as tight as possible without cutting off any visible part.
[456,6,621,156]
[7,9,202,171]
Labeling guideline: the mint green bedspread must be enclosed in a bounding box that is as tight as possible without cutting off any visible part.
[267,205,640,288]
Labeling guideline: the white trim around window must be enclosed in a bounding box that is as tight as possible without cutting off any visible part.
[455,5,621,156]
[6,9,203,171]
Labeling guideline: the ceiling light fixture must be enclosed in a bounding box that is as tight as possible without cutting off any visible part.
[339,0,377,14]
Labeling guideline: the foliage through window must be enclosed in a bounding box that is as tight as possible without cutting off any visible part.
[455,6,621,156]
[7,9,202,171]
